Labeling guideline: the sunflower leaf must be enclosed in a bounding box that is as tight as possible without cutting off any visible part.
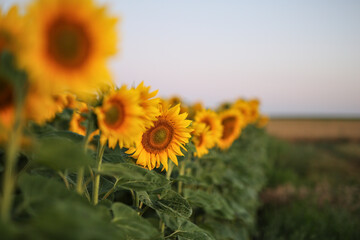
[111,202,161,240]
[98,163,170,191]
[138,189,192,219]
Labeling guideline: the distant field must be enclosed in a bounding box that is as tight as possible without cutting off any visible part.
[267,119,360,141]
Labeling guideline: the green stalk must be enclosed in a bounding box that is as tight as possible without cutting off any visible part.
[0,96,24,223]
[160,160,175,234]
[177,152,192,195]
[76,112,93,195]
[92,143,106,205]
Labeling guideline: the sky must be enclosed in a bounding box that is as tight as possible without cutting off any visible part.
[3,0,360,116]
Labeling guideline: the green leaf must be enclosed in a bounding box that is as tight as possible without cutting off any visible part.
[31,136,92,170]
[98,163,170,191]
[161,215,215,240]
[111,202,161,240]
[139,190,192,219]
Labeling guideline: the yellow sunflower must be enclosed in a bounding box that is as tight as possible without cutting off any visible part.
[194,109,223,147]
[187,101,204,120]
[126,105,192,171]
[95,85,145,149]
[134,81,161,128]
[0,6,23,54]
[25,86,65,124]
[248,98,260,124]
[256,114,269,128]
[70,104,99,138]
[233,99,251,124]
[0,75,16,128]
[19,0,118,98]
[191,122,215,158]
[218,108,244,150]
[162,96,189,114]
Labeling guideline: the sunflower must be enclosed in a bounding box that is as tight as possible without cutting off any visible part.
[0,6,23,54]
[19,0,118,98]
[162,96,189,114]
[0,6,23,127]
[256,114,269,128]
[187,101,204,120]
[134,81,161,128]
[95,85,145,149]
[194,109,222,147]
[191,122,215,158]
[24,85,65,124]
[126,105,192,171]
[218,108,244,150]
[233,99,251,124]
[70,103,99,138]
[248,99,260,124]
[0,75,15,128]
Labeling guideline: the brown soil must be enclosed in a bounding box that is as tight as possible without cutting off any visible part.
[266,119,360,141]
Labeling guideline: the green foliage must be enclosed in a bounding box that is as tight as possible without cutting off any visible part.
[111,202,161,240]
[0,122,269,239]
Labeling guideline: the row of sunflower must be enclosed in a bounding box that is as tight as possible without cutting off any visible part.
[0,1,269,239]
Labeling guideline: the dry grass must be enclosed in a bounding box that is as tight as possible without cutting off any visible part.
[266,119,360,141]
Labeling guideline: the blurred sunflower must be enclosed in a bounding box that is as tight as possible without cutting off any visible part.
[191,122,215,158]
[0,6,23,54]
[162,96,189,114]
[70,104,99,138]
[234,99,251,124]
[95,86,145,149]
[126,105,192,171]
[188,101,204,120]
[0,6,23,128]
[0,76,15,128]
[134,81,161,128]
[218,109,244,150]
[256,114,269,128]
[19,0,118,98]
[248,99,260,123]
[194,109,222,147]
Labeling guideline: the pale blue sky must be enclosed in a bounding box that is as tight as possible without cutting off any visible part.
[3,0,360,116]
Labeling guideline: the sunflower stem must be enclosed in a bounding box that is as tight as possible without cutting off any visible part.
[177,152,192,195]
[76,111,93,195]
[166,161,174,180]
[92,143,106,205]
[0,92,24,223]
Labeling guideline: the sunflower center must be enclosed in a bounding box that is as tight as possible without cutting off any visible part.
[46,15,91,69]
[197,133,205,147]
[142,119,174,153]
[104,103,124,128]
[0,77,14,110]
[221,116,236,140]
[201,118,213,130]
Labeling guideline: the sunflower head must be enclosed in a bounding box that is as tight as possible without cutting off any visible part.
[134,81,161,128]
[187,101,204,120]
[248,99,260,123]
[126,104,192,171]
[20,0,118,98]
[70,103,99,138]
[0,74,15,128]
[0,6,23,54]
[191,122,215,158]
[218,109,245,149]
[95,85,145,149]
[256,114,269,128]
[218,109,244,150]
[194,109,223,147]
[234,99,251,124]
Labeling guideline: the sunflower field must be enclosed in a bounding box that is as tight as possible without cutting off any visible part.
[0,1,270,239]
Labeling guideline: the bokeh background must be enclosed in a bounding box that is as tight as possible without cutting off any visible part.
[4,0,360,117]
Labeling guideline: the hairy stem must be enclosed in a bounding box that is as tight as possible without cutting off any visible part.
[92,144,106,205]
